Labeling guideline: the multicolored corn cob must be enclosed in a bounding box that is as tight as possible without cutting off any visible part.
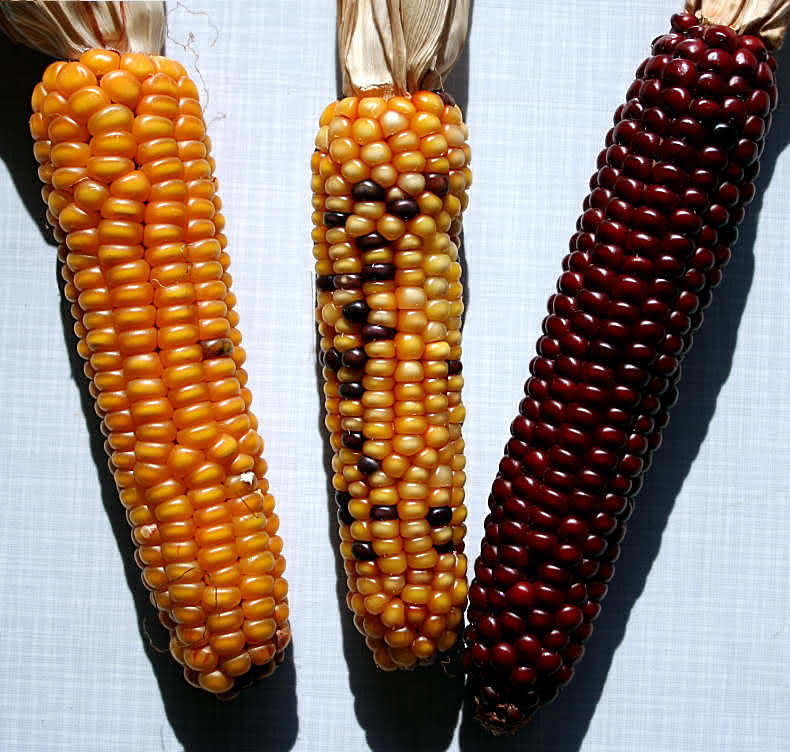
[29,49,290,695]
[462,11,778,732]
[313,91,471,669]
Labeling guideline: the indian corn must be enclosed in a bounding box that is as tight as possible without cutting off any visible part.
[29,49,290,695]
[313,90,471,669]
[463,8,780,733]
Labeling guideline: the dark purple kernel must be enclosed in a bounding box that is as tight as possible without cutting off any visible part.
[361,324,397,342]
[316,274,335,291]
[433,89,456,106]
[387,197,419,219]
[447,359,463,375]
[356,456,379,475]
[427,506,453,527]
[341,347,367,369]
[351,541,377,561]
[351,180,386,202]
[335,274,362,289]
[356,232,389,250]
[426,173,449,197]
[337,506,354,525]
[341,431,364,450]
[362,263,396,282]
[371,505,398,521]
[323,347,341,370]
[343,300,370,323]
[435,541,455,554]
[338,381,364,399]
[323,211,348,229]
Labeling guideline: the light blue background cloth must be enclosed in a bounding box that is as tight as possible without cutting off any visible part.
[1,1,788,749]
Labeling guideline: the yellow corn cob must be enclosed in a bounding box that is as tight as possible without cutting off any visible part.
[30,49,290,695]
[313,91,471,669]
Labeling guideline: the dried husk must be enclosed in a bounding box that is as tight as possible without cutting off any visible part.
[685,0,790,48]
[0,1,165,59]
[338,0,470,96]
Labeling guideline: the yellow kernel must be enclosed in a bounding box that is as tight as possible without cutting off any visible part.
[398,521,428,540]
[320,101,338,126]
[360,141,392,166]
[90,130,137,158]
[55,61,97,97]
[340,158,369,182]
[378,554,408,576]
[392,151,425,173]
[329,137,359,164]
[66,86,110,123]
[370,164,398,188]
[328,115,351,140]
[427,156,450,173]
[380,109,409,137]
[43,90,69,118]
[397,172,425,196]
[325,175,350,196]
[413,91,445,115]
[315,125,329,151]
[389,129,420,153]
[412,112,442,137]
[345,215,375,237]
[153,56,186,80]
[50,142,90,168]
[100,69,142,108]
[358,97,387,118]
[364,593,390,615]
[79,49,120,76]
[401,585,430,605]
[351,118,382,145]
[395,287,427,311]
[132,113,173,141]
[421,134,449,159]
[393,434,425,456]
[120,52,157,79]
[87,155,135,182]
[380,598,405,628]
[409,216,436,239]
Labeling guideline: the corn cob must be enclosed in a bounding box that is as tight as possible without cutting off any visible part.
[14,7,291,694]
[462,7,781,733]
[313,90,471,669]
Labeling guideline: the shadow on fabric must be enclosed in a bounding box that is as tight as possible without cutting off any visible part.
[457,39,790,752]
[0,40,54,244]
[0,35,299,752]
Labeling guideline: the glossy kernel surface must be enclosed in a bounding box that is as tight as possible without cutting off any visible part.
[32,51,290,695]
[314,91,470,670]
[462,17,777,733]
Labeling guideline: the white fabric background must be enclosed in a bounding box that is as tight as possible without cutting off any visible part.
[1,1,789,750]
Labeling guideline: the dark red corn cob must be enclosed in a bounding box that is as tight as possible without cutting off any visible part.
[463,11,778,733]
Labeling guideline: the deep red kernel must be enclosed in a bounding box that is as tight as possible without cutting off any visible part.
[537,650,562,675]
[491,643,517,672]
[662,58,697,87]
[514,634,541,662]
[501,610,527,636]
[662,86,692,114]
[544,629,570,650]
[703,24,738,52]
[674,37,707,61]
[466,16,774,727]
